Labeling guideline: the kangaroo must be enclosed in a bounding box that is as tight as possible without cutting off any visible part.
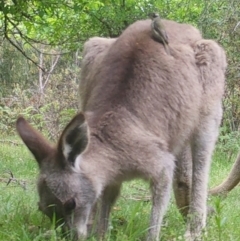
[16,19,227,241]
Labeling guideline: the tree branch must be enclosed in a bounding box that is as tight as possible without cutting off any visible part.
[233,21,240,32]
[42,54,60,90]
[85,10,115,37]
[3,15,45,71]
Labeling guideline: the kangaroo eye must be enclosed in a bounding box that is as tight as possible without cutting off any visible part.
[63,198,76,212]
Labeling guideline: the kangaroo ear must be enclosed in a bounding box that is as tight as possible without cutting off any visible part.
[16,116,54,166]
[58,112,89,166]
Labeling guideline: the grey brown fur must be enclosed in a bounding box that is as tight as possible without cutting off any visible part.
[16,19,227,241]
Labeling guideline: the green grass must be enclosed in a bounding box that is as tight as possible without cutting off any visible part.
[1,137,240,241]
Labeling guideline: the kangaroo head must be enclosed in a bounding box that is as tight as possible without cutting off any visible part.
[16,113,96,238]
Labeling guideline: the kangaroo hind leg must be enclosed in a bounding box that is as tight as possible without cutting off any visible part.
[147,151,175,241]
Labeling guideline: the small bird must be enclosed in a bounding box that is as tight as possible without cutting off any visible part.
[149,13,170,55]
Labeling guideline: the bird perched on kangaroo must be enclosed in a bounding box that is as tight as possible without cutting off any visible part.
[149,12,171,55]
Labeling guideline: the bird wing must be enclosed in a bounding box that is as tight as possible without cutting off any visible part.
[153,19,169,43]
